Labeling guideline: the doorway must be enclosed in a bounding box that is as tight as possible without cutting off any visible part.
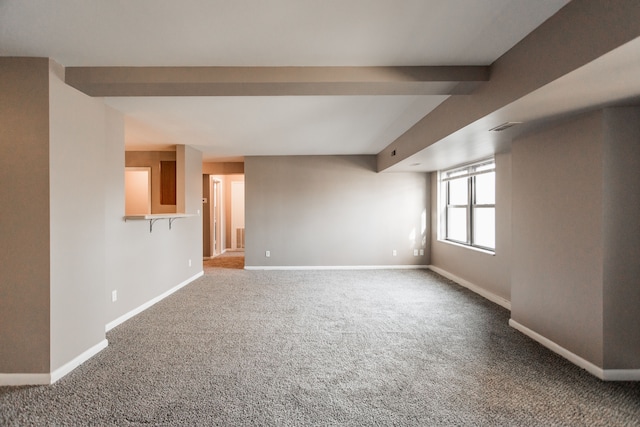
[231,181,245,250]
[203,173,245,259]
[124,167,151,215]
[211,179,222,256]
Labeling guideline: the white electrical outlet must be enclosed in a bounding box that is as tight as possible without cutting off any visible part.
[420,249,424,256]
[265,250,271,257]
[111,290,117,302]
[414,249,419,256]
[392,250,397,256]
[188,259,192,267]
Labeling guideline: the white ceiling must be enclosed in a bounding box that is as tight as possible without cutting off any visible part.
[108,95,449,160]
[0,0,570,162]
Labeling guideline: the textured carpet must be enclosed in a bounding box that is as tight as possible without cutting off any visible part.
[1,269,639,426]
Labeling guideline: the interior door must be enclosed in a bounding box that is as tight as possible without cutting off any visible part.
[231,181,245,250]
[212,179,221,255]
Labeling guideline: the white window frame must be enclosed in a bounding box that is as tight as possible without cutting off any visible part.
[438,158,496,253]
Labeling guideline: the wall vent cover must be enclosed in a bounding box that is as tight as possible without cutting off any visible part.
[489,121,522,132]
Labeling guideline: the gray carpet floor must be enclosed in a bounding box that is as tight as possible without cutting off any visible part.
[2,267,639,426]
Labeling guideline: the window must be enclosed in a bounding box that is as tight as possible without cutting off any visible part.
[440,158,495,251]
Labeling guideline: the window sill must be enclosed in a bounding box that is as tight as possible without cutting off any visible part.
[437,239,495,256]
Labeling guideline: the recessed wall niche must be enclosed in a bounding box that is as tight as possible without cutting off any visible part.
[160,160,177,205]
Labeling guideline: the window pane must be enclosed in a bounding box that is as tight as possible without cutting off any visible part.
[473,207,495,249]
[475,172,495,205]
[447,207,467,242]
[448,178,468,205]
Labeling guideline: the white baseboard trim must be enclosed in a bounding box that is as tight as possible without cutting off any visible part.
[105,271,204,332]
[244,265,430,271]
[0,373,51,386]
[601,369,640,381]
[0,339,108,386]
[509,319,604,379]
[427,265,511,310]
[50,339,108,384]
[509,319,640,381]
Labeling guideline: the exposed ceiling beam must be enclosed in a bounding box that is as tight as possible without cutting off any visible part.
[377,0,640,172]
[65,66,489,97]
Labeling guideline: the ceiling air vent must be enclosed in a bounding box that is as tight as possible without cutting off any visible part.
[489,121,522,132]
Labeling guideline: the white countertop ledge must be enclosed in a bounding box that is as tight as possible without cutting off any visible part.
[123,213,197,232]
[124,213,196,220]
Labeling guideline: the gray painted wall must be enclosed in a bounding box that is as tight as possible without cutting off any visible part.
[511,111,605,366]
[49,62,107,371]
[0,57,51,373]
[602,107,640,368]
[245,156,429,267]
[1,57,204,377]
[510,107,640,369]
[429,152,512,301]
[105,140,203,326]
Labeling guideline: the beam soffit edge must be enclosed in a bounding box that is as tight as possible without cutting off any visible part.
[64,66,490,97]
[376,0,640,172]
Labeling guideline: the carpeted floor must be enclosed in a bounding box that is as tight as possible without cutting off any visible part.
[1,268,639,426]
[204,251,245,270]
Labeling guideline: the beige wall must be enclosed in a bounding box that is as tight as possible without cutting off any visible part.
[105,143,203,326]
[0,57,51,373]
[202,162,244,175]
[245,156,428,267]
[602,107,640,368]
[511,111,605,366]
[430,152,512,302]
[430,106,640,372]
[125,151,177,214]
[49,61,107,371]
[1,57,204,380]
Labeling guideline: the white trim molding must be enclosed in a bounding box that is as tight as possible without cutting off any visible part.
[244,265,430,271]
[509,319,640,381]
[106,271,204,332]
[601,369,640,381]
[0,373,51,387]
[0,339,108,386]
[427,265,511,310]
[50,339,108,384]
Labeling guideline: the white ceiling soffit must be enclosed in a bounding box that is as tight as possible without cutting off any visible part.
[386,36,640,172]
